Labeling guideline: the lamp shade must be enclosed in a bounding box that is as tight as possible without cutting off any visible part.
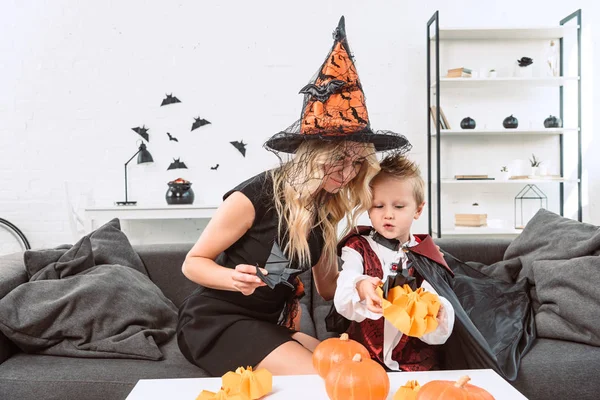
[137,143,154,164]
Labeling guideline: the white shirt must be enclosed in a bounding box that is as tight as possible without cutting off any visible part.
[334,232,455,371]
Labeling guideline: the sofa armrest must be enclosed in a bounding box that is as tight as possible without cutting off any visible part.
[435,238,512,265]
[0,251,27,364]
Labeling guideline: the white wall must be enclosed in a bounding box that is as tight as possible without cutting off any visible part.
[1,0,598,253]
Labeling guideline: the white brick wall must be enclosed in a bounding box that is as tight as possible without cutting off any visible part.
[1,1,599,254]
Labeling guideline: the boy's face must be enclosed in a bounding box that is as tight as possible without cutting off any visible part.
[368,176,425,242]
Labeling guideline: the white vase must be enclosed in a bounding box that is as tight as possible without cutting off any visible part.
[531,166,539,176]
[499,171,510,181]
[515,65,533,78]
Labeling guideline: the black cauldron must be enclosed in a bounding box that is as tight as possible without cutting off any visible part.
[460,117,476,129]
[503,115,519,129]
[544,115,562,128]
[166,178,195,205]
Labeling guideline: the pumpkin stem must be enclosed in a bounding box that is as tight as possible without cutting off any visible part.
[455,376,471,388]
[352,353,362,362]
[340,333,349,341]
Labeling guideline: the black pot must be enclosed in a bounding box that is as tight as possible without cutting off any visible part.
[460,117,476,129]
[503,115,519,129]
[544,115,562,128]
[165,180,195,205]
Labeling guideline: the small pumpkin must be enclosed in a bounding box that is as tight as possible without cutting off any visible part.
[325,353,390,400]
[544,115,562,128]
[312,333,370,378]
[416,376,495,400]
[394,380,421,400]
[503,115,519,129]
[460,117,476,129]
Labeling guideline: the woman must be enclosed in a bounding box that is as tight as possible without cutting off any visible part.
[177,16,411,376]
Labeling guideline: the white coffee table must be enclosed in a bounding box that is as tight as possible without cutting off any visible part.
[126,369,528,399]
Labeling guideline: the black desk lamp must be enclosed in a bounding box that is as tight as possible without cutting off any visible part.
[116,143,154,206]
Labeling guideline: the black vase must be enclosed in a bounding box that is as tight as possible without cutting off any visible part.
[503,115,519,129]
[460,117,476,129]
[165,181,195,205]
[544,115,562,128]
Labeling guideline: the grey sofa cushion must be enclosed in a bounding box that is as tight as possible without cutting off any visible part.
[0,338,206,400]
[513,338,600,400]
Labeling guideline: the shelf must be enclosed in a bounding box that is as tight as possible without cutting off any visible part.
[435,227,522,236]
[431,128,578,136]
[440,178,578,184]
[431,26,578,41]
[430,76,579,89]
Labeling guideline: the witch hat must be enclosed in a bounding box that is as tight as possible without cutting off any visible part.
[265,16,411,154]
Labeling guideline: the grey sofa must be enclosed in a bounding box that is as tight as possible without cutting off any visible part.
[1,239,599,400]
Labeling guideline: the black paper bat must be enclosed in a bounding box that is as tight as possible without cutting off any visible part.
[191,117,211,131]
[298,80,346,103]
[210,164,219,170]
[160,93,181,106]
[230,140,247,157]
[166,132,178,142]
[255,242,303,290]
[131,125,150,142]
[167,158,188,170]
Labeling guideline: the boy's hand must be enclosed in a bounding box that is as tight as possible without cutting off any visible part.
[356,276,383,314]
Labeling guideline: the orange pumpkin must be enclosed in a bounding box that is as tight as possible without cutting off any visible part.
[416,376,495,400]
[325,353,389,400]
[312,333,371,378]
[394,380,421,400]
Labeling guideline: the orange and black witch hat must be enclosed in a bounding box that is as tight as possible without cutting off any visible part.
[265,16,411,154]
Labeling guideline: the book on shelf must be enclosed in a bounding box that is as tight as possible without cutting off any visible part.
[447,67,472,78]
[454,213,487,227]
[454,175,494,180]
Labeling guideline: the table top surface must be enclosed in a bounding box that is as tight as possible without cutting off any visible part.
[126,369,527,400]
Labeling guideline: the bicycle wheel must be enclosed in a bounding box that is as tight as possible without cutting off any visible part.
[0,218,31,254]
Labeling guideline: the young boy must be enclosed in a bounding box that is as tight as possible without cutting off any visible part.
[333,154,455,371]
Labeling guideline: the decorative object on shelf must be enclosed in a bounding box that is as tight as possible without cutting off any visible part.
[546,40,559,77]
[166,132,179,142]
[503,115,519,129]
[460,117,476,129]
[165,178,195,205]
[455,202,487,227]
[514,184,547,229]
[544,115,562,128]
[160,93,181,106]
[167,158,188,170]
[489,69,497,78]
[499,166,510,181]
[230,140,247,157]
[191,117,211,131]
[116,142,154,206]
[131,125,150,142]
[515,57,534,78]
[447,67,472,78]
[529,154,542,175]
[210,164,219,170]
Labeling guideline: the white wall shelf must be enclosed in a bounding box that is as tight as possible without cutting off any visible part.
[432,128,578,136]
[435,227,522,236]
[440,178,579,184]
[432,26,578,41]
[430,77,579,89]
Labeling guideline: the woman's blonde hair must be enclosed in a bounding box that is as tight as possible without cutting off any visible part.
[271,140,380,269]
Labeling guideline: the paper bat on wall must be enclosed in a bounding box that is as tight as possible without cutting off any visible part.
[191,117,211,131]
[230,140,247,157]
[167,158,188,170]
[255,242,303,290]
[160,94,181,106]
[131,125,150,142]
[210,164,219,170]
[166,132,178,142]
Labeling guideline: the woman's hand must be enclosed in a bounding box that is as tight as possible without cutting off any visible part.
[232,264,269,296]
[356,276,383,314]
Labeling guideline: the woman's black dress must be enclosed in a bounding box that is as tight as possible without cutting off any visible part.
[177,171,324,376]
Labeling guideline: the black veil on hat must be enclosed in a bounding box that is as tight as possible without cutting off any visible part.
[264,16,412,155]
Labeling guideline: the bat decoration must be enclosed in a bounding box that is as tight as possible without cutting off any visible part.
[255,242,303,290]
[230,140,247,157]
[298,79,346,103]
[167,158,188,170]
[350,106,368,124]
[318,71,338,81]
[330,54,340,68]
[166,132,179,142]
[131,125,150,142]
[381,270,417,299]
[191,117,211,131]
[210,164,219,170]
[160,93,181,106]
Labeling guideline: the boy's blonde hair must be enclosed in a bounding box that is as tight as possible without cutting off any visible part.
[372,154,425,205]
